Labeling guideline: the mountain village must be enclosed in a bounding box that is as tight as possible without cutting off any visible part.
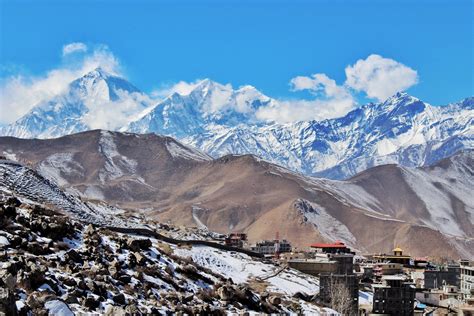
[224,231,474,315]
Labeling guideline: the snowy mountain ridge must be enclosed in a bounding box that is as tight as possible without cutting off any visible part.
[1,69,472,179]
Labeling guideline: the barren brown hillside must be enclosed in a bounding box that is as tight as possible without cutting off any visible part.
[1,130,472,258]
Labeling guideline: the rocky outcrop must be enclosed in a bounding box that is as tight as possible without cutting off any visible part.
[0,194,327,315]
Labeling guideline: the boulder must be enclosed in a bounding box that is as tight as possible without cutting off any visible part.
[217,286,233,301]
[0,288,16,316]
[268,295,282,305]
[125,304,139,314]
[104,305,126,316]
[83,295,100,311]
[65,249,83,264]
[0,269,16,291]
[6,197,21,207]
[127,238,152,251]
[118,274,132,284]
[27,242,49,255]
[133,252,146,266]
[3,206,16,218]
[113,293,126,305]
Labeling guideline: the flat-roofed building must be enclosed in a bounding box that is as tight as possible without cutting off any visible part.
[310,241,353,254]
[460,261,474,299]
[373,247,412,266]
[250,239,292,255]
[373,262,404,278]
[372,275,416,316]
[424,264,460,289]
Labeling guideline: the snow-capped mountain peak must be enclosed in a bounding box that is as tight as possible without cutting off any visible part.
[1,73,472,179]
[0,69,147,138]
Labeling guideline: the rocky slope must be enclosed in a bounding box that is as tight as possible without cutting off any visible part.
[0,187,332,315]
[1,69,472,179]
[1,130,472,259]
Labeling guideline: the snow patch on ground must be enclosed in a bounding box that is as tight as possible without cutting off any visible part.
[84,186,105,200]
[166,140,211,161]
[0,236,10,246]
[37,152,81,186]
[44,300,74,316]
[297,200,358,248]
[98,130,138,182]
[192,206,208,230]
[2,150,17,161]
[174,245,320,296]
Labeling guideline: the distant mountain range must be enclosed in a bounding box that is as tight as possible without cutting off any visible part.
[1,68,472,179]
[1,130,472,258]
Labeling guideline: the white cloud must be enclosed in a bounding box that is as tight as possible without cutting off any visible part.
[151,80,203,99]
[257,73,355,123]
[0,45,122,125]
[257,54,419,123]
[345,54,419,101]
[256,97,354,123]
[62,42,88,56]
[291,73,350,98]
[82,90,152,130]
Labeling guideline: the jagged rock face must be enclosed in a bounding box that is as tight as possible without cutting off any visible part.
[1,69,472,179]
[1,131,473,259]
[0,192,329,315]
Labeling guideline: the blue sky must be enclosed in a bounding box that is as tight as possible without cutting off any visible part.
[0,0,472,124]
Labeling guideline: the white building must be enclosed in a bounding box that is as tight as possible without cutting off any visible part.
[460,262,474,299]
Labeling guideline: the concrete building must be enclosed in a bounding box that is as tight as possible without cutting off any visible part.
[250,239,291,255]
[460,261,474,299]
[288,253,354,277]
[288,258,337,276]
[373,262,404,278]
[332,253,354,275]
[424,264,460,289]
[310,241,353,254]
[372,275,416,316]
[415,285,461,310]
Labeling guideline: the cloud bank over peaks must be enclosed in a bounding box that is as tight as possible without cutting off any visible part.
[255,54,419,123]
[0,43,123,125]
[0,44,420,127]
[345,54,419,101]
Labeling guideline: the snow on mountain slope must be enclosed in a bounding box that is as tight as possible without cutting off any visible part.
[124,79,472,178]
[313,150,474,239]
[1,130,472,258]
[174,245,321,296]
[0,159,133,227]
[124,79,273,138]
[179,93,473,179]
[1,70,472,179]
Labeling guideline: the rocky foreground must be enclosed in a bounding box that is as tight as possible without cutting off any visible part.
[0,195,335,315]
